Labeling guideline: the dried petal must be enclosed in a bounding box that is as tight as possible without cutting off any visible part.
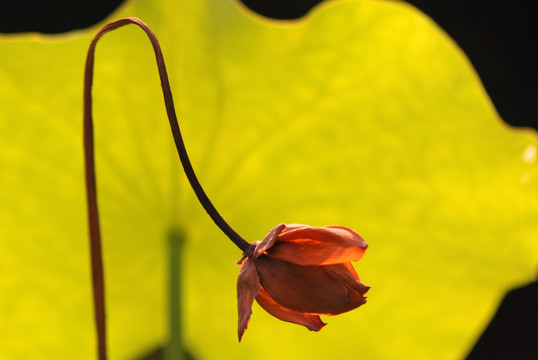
[237,259,260,341]
[254,256,350,314]
[254,223,285,257]
[335,262,370,295]
[255,286,326,331]
[342,261,360,278]
[266,224,368,265]
[321,263,370,315]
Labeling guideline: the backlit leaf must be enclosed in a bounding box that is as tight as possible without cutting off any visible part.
[0,0,536,359]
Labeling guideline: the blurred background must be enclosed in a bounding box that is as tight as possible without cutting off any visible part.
[0,0,536,359]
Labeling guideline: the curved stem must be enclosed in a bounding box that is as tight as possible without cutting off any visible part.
[83,17,253,360]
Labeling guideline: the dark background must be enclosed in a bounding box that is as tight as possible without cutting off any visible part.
[1,1,536,359]
[0,0,536,131]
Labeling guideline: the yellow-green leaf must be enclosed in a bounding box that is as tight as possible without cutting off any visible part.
[0,0,536,359]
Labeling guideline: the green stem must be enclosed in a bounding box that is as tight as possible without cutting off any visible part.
[166,228,186,360]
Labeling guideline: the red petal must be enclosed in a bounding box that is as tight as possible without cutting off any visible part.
[237,259,261,342]
[254,256,350,314]
[267,224,368,265]
[335,262,370,296]
[343,261,359,278]
[254,223,286,257]
[321,263,370,315]
[255,286,326,331]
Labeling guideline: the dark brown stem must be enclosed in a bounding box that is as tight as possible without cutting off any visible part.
[83,17,253,360]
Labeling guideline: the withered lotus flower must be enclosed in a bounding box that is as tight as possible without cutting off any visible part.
[237,223,369,341]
